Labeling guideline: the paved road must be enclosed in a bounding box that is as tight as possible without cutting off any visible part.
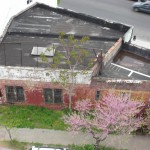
[0,128,150,150]
[59,0,150,42]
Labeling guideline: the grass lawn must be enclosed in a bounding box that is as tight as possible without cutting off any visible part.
[0,105,67,130]
[0,105,128,150]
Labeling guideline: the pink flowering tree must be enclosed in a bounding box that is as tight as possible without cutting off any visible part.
[64,93,144,150]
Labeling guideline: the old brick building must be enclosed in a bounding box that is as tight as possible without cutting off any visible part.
[0,3,149,109]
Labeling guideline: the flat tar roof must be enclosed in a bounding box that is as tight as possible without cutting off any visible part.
[0,3,129,69]
[6,4,126,38]
[101,50,150,80]
[2,3,148,81]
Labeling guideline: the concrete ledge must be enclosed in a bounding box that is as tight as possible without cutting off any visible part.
[123,43,150,60]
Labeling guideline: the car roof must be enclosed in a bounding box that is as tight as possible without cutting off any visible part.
[143,1,150,3]
[31,146,68,150]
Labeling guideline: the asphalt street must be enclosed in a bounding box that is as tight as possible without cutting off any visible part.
[59,0,150,42]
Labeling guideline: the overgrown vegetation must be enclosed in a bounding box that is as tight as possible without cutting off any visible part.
[70,144,120,150]
[0,141,124,150]
[145,108,150,132]
[0,105,67,130]
[135,107,150,135]
[0,140,26,150]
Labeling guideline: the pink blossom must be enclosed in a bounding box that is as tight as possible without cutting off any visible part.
[64,93,144,148]
[74,99,93,112]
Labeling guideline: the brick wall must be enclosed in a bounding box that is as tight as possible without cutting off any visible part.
[103,38,122,66]
[0,79,149,109]
[0,79,95,109]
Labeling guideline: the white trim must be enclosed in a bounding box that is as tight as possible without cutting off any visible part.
[111,63,150,78]
[0,66,92,84]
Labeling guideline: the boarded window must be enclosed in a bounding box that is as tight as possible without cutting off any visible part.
[95,90,100,100]
[44,88,62,104]
[5,86,25,102]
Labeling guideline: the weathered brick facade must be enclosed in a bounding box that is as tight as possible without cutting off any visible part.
[0,3,149,110]
[0,79,149,109]
[0,79,96,109]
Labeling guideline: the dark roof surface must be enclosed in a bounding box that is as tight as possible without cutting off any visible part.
[0,3,128,69]
[0,34,114,68]
[2,3,148,81]
[6,4,126,38]
[101,50,150,80]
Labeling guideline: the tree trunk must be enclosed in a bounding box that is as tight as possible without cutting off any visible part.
[94,139,100,150]
[68,93,72,111]
[5,127,12,141]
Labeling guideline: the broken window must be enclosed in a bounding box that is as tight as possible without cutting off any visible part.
[44,88,62,104]
[95,90,100,100]
[5,86,25,102]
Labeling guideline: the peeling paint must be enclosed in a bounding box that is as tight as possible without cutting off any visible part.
[0,66,92,84]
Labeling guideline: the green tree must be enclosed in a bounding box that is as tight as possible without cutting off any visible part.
[41,33,92,110]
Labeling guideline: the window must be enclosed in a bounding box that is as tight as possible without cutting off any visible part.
[44,89,62,104]
[95,90,100,100]
[120,91,131,99]
[0,90,2,97]
[5,86,25,102]
[31,45,55,56]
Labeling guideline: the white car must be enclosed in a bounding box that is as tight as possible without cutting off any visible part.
[30,146,69,150]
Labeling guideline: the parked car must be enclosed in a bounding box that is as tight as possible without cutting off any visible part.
[29,146,69,150]
[132,1,150,13]
[141,0,150,1]
[129,0,150,1]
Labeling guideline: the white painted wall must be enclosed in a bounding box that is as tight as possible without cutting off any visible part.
[0,66,92,84]
[0,0,57,38]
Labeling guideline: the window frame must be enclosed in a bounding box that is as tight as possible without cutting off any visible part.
[44,88,63,104]
[5,86,25,103]
[95,90,100,100]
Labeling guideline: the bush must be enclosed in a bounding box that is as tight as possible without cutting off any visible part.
[135,105,150,135]
[70,144,117,150]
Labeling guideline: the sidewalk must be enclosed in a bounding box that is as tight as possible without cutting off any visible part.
[0,128,150,150]
[131,39,150,49]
